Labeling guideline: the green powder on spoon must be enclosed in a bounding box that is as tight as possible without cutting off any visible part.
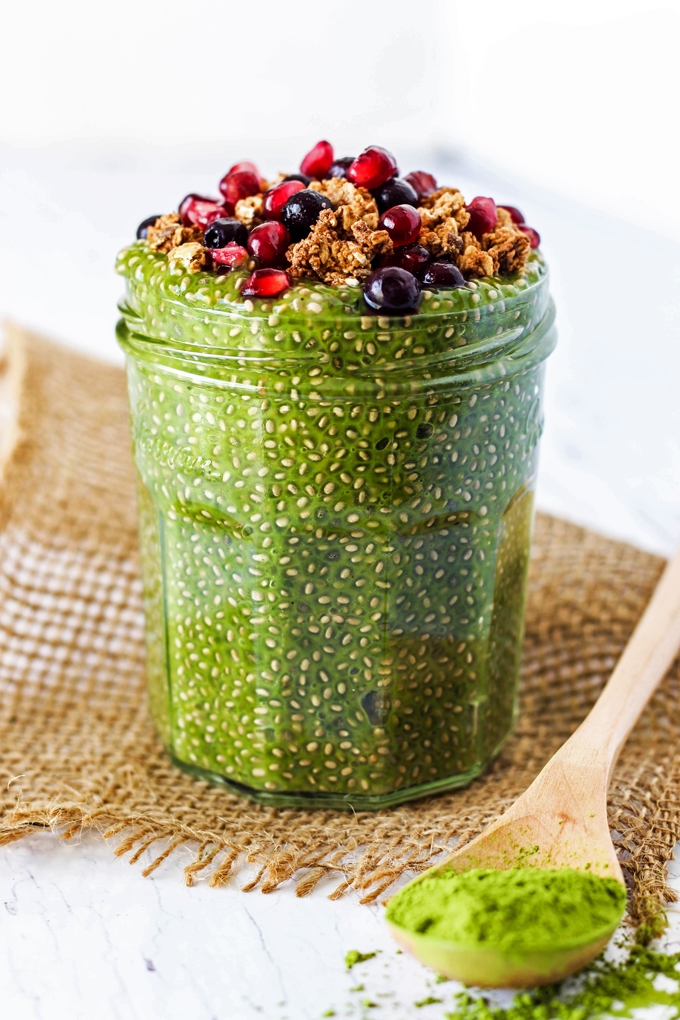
[386,868,626,953]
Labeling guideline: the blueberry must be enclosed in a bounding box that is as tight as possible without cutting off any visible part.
[328,157,354,179]
[136,215,160,240]
[421,261,466,289]
[281,189,332,242]
[203,217,248,249]
[282,173,312,186]
[363,267,421,314]
[372,177,418,214]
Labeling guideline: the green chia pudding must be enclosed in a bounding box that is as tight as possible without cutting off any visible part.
[116,141,556,808]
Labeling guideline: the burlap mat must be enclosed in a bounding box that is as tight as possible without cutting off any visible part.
[0,324,678,935]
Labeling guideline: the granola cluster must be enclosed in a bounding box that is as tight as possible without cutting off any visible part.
[414,188,530,278]
[287,207,392,286]
[147,213,203,254]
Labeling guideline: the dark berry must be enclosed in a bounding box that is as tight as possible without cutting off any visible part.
[179,194,228,228]
[378,204,421,247]
[247,221,290,267]
[348,146,398,189]
[377,244,431,277]
[264,180,305,221]
[372,177,418,214]
[203,217,248,249]
[404,171,437,200]
[242,268,291,298]
[421,261,466,289]
[466,196,497,239]
[209,242,250,269]
[281,189,332,242]
[328,157,354,179]
[363,266,421,314]
[520,225,540,248]
[136,215,160,240]
[416,422,434,439]
[300,140,334,179]
[219,170,261,206]
[226,160,260,179]
[282,173,312,186]
[498,205,525,224]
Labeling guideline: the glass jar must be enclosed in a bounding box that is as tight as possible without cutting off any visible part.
[117,247,555,809]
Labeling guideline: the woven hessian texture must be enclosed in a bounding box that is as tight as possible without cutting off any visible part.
[1,325,679,934]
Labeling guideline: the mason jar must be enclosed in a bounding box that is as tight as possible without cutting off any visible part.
[116,243,555,809]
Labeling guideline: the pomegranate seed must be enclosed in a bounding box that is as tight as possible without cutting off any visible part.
[466,196,497,239]
[348,146,398,189]
[378,244,431,277]
[178,194,228,228]
[209,242,250,269]
[227,160,260,178]
[247,221,290,267]
[264,180,305,221]
[404,171,437,200]
[378,204,421,248]
[242,268,291,298]
[519,225,541,248]
[219,170,261,206]
[300,140,334,180]
[498,205,525,224]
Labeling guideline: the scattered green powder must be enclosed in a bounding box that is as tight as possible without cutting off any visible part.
[445,945,680,1020]
[345,950,379,969]
[415,996,444,1006]
[386,868,626,951]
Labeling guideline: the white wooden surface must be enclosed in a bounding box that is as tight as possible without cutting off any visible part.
[1,145,680,1019]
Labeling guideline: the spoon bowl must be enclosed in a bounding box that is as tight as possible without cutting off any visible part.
[387,913,619,989]
[387,545,680,987]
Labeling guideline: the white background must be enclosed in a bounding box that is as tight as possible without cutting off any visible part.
[1,3,680,1017]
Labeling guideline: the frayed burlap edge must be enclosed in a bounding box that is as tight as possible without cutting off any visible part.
[0,323,678,940]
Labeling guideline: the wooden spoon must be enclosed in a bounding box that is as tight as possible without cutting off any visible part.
[388,546,680,988]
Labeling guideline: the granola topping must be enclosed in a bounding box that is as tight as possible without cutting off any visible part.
[132,140,542,312]
[167,241,210,274]
[234,194,264,228]
[287,208,392,286]
[147,214,203,254]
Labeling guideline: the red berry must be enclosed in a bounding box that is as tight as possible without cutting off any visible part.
[227,160,260,178]
[466,196,497,239]
[178,194,229,228]
[378,244,431,277]
[209,242,250,269]
[264,179,305,221]
[300,140,334,180]
[498,205,525,225]
[242,268,291,298]
[519,225,541,248]
[247,221,290,267]
[219,170,261,206]
[348,146,398,189]
[404,171,437,200]
[378,204,421,248]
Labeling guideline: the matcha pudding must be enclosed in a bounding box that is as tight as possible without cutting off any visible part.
[116,140,556,808]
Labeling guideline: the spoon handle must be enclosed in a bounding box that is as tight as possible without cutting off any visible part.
[566,546,680,775]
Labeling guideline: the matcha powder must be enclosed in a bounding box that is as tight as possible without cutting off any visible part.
[446,945,680,1020]
[385,868,626,952]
